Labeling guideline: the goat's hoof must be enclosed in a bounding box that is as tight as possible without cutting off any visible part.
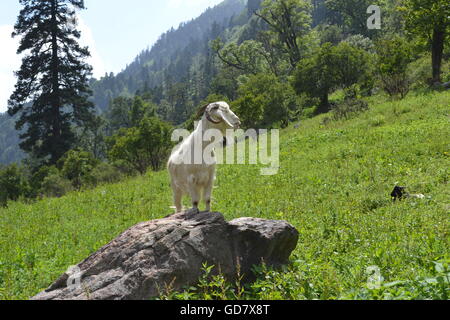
[189,208,200,214]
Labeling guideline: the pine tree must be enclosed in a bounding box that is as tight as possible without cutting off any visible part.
[8,0,94,164]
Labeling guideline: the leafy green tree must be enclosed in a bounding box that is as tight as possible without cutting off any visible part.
[107,96,134,131]
[166,82,193,125]
[59,149,99,188]
[212,39,271,75]
[293,42,371,113]
[233,73,297,128]
[130,96,156,127]
[232,93,265,129]
[400,0,450,83]
[107,95,156,131]
[255,0,312,68]
[78,115,108,160]
[0,164,29,207]
[8,0,94,164]
[109,117,173,174]
[318,24,345,45]
[376,36,414,98]
[211,67,242,101]
[29,165,59,197]
[325,0,376,36]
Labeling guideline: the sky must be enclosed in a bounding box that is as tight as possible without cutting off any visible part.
[0,0,224,113]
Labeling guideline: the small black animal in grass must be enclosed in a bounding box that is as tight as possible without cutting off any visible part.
[391,185,425,202]
[391,186,407,201]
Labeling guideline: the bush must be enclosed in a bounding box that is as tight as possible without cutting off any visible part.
[332,98,369,121]
[109,117,173,174]
[233,73,299,129]
[59,149,99,188]
[0,164,29,207]
[344,34,375,52]
[91,162,123,185]
[110,159,139,177]
[28,165,58,198]
[376,36,414,99]
[40,173,73,198]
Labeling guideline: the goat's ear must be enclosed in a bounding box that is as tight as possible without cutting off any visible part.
[196,104,210,118]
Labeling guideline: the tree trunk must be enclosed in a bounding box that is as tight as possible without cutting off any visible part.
[316,93,330,114]
[431,28,445,84]
[50,0,62,163]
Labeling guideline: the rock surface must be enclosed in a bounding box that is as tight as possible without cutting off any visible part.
[32,211,298,300]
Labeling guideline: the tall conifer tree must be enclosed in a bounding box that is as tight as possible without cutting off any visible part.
[8,0,94,164]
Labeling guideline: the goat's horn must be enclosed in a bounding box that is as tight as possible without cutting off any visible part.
[205,106,223,124]
[196,104,210,119]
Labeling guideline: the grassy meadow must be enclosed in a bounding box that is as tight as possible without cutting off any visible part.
[0,90,449,300]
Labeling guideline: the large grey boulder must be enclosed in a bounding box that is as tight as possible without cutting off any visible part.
[31,211,298,300]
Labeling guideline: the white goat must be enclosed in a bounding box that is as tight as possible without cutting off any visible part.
[168,102,241,213]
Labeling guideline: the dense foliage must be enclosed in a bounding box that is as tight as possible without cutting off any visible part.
[108,117,173,174]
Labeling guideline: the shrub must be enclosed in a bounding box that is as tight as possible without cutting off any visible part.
[0,164,29,207]
[91,162,123,185]
[109,117,173,174]
[332,99,369,121]
[344,34,375,53]
[59,149,99,188]
[40,173,73,198]
[233,73,299,129]
[110,159,139,177]
[29,165,59,198]
[376,36,414,98]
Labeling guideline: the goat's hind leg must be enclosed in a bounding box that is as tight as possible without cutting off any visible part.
[203,176,214,213]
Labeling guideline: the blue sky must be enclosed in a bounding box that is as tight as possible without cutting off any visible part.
[0,0,224,112]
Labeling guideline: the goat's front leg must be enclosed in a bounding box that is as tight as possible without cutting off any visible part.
[189,185,201,213]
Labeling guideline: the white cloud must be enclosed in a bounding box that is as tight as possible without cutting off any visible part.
[0,25,21,113]
[77,16,106,78]
[0,19,104,113]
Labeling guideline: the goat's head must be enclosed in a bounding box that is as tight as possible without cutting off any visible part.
[199,102,241,130]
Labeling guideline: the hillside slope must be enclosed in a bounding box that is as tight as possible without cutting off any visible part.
[0,113,24,164]
[0,0,249,165]
[0,90,448,299]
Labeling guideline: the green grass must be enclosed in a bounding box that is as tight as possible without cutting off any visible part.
[1,91,449,300]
